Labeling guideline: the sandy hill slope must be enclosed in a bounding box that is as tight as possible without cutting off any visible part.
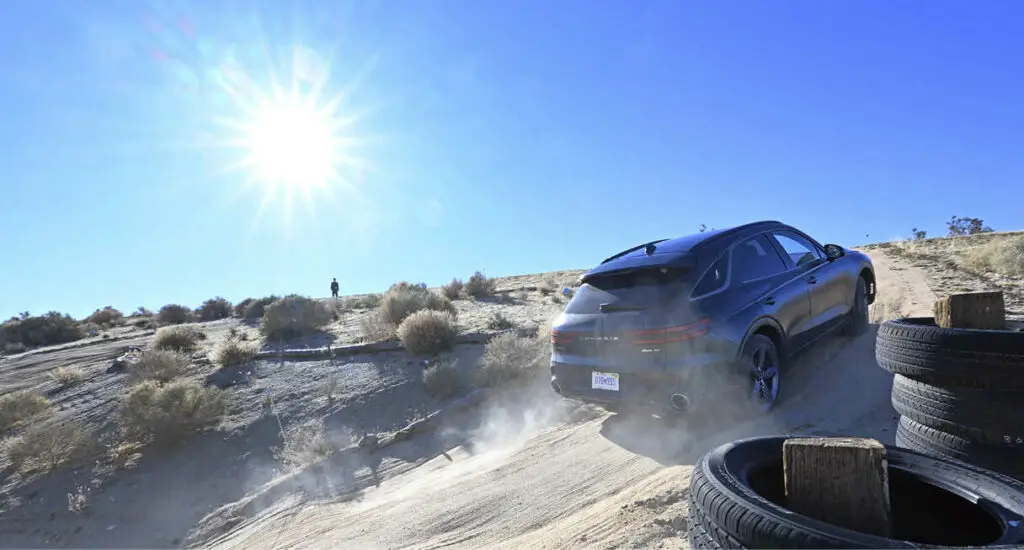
[0,233,1020,549]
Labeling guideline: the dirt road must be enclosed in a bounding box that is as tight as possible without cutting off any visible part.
[207,248,926,550]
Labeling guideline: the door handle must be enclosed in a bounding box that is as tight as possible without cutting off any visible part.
[764,296,776,306]
[807,276,817,285]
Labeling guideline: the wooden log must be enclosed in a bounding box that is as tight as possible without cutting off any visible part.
[783,437,891,537]
[934,291,1005,330]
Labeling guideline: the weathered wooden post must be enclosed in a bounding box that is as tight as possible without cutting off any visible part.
[783,437,892,537]
[934,291,1005,330]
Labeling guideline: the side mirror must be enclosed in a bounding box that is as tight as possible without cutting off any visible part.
[823,244,845,261]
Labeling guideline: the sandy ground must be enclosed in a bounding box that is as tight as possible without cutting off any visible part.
[203,246,934,550]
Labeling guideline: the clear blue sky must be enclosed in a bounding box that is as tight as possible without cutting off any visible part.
[2,0,1022,320]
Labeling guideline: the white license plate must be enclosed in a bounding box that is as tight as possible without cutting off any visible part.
[591,371,620,391]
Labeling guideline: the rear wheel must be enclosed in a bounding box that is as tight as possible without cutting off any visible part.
[842,276,869,336]
[743,334,780,413]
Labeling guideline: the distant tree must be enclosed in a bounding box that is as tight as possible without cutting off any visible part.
[947,216,993,237]
[911,228,928,240]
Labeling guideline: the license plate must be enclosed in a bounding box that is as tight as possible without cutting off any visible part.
[591,371,620,391]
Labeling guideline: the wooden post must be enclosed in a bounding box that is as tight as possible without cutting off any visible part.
[783,437,891,537]
[934,291,1005,330]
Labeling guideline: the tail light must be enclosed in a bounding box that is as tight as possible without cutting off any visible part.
[552,329,575,346]
[627,319,710,345]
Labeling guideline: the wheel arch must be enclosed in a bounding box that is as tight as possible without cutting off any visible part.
[739,317,786,361]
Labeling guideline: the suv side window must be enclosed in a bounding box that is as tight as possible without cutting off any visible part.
[692,254,730,297]
[731,235,787,282]
[771,232,823,268]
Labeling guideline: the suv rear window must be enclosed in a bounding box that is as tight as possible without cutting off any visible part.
[565,267,691,314]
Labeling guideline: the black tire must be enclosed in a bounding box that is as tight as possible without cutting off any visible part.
[875,317,1024,390]
[895,416,1024,481]
[841,277,869,337]
[891,375,1024,447]
[688,435,1024,548]
[739,334,781,413]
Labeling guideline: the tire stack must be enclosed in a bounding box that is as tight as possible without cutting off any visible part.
[876,317,1024,480]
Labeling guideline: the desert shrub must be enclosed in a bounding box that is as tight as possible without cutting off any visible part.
[0,391,53,434]
[129,349,189,383]
[197,297,233,321]
[964,235,1024,277]
[947,215,994,237]
[911,227,928,240]
[0,312,83,350]
[234,298,254,318]
[397,310,458,356]
[134,307,153,317]
[275,419,339,469]
[119,380,227,445]
[441,278,465,300]
[379,283,457,327]
[359,309,396,342]
[87,306,124,326]
[132,318,154,329]
[347,293,382,310]
[4,420,98,473]
[49,366,84,388]
[261,295,333,341]
[152,324,205,352]
[243,295,280,320]
[3,342,26,354]
[474,331,548,387]
[538,278,556,296]
[213,337,260,369]
[157,304,194,325]
[465,271,497,299]
[487,311,516,331]
[423,359,460,398]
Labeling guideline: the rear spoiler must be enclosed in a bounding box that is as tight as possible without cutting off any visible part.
[580,252,696,284]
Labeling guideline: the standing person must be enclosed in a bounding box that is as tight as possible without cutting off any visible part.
[330,277,340,299]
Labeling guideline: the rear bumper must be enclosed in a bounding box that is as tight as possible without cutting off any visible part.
[550,361,698,415]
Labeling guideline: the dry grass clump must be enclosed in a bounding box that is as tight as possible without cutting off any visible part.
[129,349,189,383]
[275,419,340,470]
[380,282,457,327]
[487,311,516,331]
[261,295,333,341]
[398,310,459,356]
[242,295,279,320]
[359,309,397,343]
[423,359,460,399]
[474,326,550,387]
[347,293,382,310]
[465,271,497,299]
[4,420,98,473]
[441,278,465,300]
[87,306,124,326]
[119,380,227,445]
[0,391,53,434]
[213,337,260,369]
[198,297,233,321]
[964,235,1024,277]
[49,366,84,388]
[156,304,195,325]
[152,324,206,352]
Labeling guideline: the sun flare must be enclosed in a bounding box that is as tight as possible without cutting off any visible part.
[243,100,337,190]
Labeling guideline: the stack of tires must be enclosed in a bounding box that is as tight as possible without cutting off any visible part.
[876,317,1024,480]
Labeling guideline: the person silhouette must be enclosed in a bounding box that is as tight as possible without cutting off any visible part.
[330,278,340,299]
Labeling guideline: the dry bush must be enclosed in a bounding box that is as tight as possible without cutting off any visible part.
[275,419,339,470]
[474,331,548,387]
[0,312,83,350]
[964,235,1024,277]
[423,359,460,398]
[398,310,459,356]
[213,337,260,369]
[4,420,98,473]
[49,366,84,388]
[465,271,497,299]
[87,306,124,326]
[441,278,465,300]
[538,279,556,296]
[198,297,233,321]
[152,324,205,352]
[234,298,254,318]
[260,295,333,341]
[132,317,154,329]
[379,283,457,327]
[119,380,227,445]
[487,311,516,331]
[3,341,27,354]
[243,295,279,320]
[347,293,382,310]
[359,309,397,342]
[129,349,189,383]
[0,391,53,434]
[157,304,194,325]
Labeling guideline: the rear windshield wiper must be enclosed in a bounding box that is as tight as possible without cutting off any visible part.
[599,303,645,313]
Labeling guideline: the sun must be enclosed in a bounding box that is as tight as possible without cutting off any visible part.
[242,100,337,190]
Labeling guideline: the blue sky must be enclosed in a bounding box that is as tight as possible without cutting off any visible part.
[2,0,1022,320]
